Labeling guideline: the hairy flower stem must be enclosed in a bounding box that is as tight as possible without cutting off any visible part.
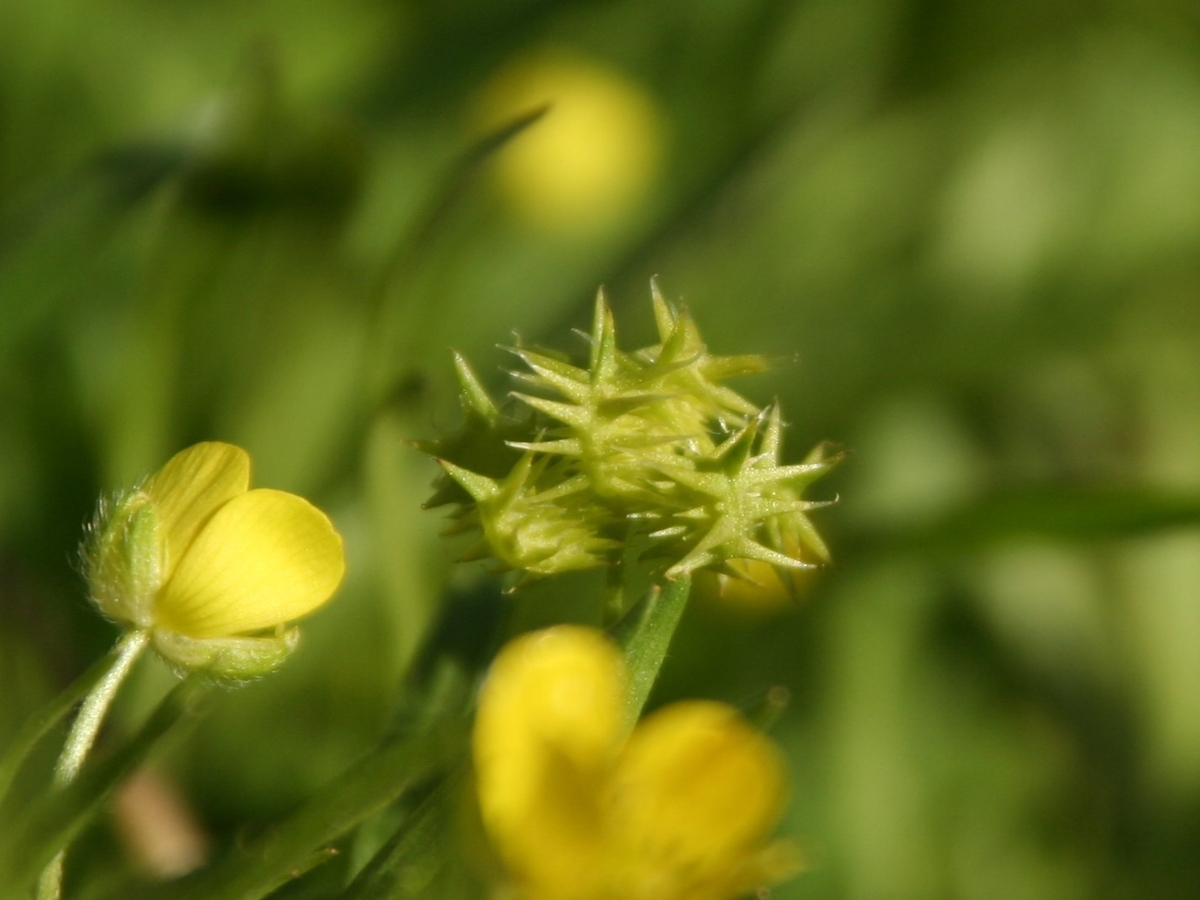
[0,651,114,805]
[36,629,149,900]
[614,576,692,729]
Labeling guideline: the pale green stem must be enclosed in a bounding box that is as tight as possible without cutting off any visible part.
[613,576,692,731]
[603,527,654,627]
[603,562,626,627]
[0,650,114,805]
[36,629,149,900]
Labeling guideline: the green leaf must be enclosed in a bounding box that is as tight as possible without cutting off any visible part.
[129,731,452,900]
[862,487,1200,555]
[339,778,456,900]
[0,648,115,806]
[368,105,548,335]
[0,677,206,895]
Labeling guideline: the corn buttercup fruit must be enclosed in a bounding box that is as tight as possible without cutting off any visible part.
[420,284,841,586]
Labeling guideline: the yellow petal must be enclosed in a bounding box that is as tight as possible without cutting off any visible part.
[147,443,250,573]
[473,626,623,897]
[153,488,344,638]
[611,700,788,897]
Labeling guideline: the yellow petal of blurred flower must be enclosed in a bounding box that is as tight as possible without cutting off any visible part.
[85,442,345,679]
[473,50,664,233]
[611,701,797,900]
[695,535,824,615]
[473,626,798,900]
[474,627,622,898]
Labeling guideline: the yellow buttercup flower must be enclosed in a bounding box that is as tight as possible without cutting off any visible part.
[473,626,799,900]
[85,442,345,680]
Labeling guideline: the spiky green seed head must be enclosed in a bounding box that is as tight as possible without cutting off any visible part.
[416,284,841,585]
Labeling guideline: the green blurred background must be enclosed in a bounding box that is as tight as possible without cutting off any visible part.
[3,0,1200,897]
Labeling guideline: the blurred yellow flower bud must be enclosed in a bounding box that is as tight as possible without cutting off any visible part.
[85,442,345,681]
[695,535,824,615]
[473,50,664,233]
[473,626,800,900]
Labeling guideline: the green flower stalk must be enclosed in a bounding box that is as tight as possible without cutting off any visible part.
[420,283,842,586]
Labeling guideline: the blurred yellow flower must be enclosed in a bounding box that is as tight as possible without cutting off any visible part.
[473,626,799,900]
[695,536,824,615]
[473,50,664,233]
[85,442,345,679]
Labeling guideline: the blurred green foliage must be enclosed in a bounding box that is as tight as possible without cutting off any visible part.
[3,0,1200,898]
